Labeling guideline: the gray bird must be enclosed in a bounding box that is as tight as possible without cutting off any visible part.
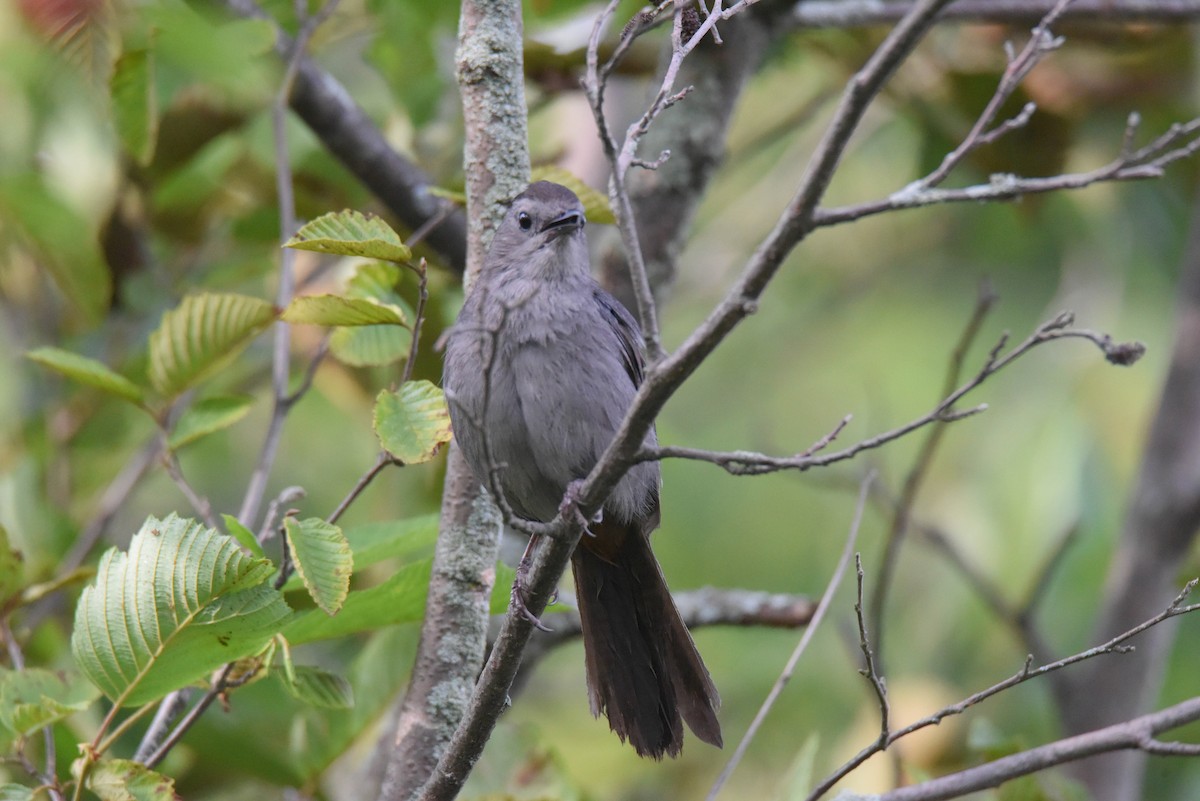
[442,180,722,759]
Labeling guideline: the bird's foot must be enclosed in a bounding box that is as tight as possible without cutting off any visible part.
[559,479,601,535]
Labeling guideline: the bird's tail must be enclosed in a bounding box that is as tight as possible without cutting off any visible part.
[570,521,722,759]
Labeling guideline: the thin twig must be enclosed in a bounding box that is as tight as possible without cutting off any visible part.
[868,283,998,668]
[638,312,1143,476]
[142,664,236,770]
[805,580,1200,800]
[328,451,393,526]
[706,471,874,801]
[875,696,1200,801]
[399,259,428,387]
[238,0,341,530]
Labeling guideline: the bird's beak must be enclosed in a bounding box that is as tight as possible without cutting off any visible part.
[541,209,586,235]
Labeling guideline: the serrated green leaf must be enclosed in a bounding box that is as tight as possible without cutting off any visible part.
[531,166,615,225]
[278,665,354,709]
[0,176,111,326]
[111,47,157,166]
[282,295,409,327]
[373,381,452,464]
[279,514,438,594]
[0,526,24,604]
[222,514,264,559]
[71,514,291,707]
[283,559,517,644]
[283,518,351,616]
[0,668,99,736]
[148,293,276,397]
[282,559,431,644]
[168,395,254,450]
[26,347,146,406]
[0,784,34,801]
[285,211,411,263]
[329,325,412,367]
[318,262,416,367]
[88,759,176,801]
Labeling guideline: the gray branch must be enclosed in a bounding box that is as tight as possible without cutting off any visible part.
[792,0,1200,27]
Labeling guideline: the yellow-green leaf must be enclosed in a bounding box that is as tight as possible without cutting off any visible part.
[111,47,157,166]
[531,166,615,225]
[285,211,411,263]
[282,295,409,327]
[283,518,352,616]
[277,665,354,709]
[373,381,452,464]
[222,514,264,559]
[87,759,176,801]
[168,395,254,450]
[27,347,146,406]
[148,293,276,397]
[0,668,99,736]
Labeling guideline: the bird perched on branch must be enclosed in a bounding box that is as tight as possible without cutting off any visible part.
[443,180,722,759]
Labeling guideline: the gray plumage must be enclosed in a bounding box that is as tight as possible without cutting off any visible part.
[443,181,721,758]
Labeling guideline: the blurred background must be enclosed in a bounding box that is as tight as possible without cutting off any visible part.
[1,0,1198,798]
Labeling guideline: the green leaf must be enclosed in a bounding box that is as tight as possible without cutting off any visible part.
[0,668,99,736]
[329,325,412,368]
[26,347,146,406]
[373,381,452,464]
[284,211,411,263]
[71,514,291,707]
[278,665,354,709]
[282,559,431,644]
[87,759,176,801]
[283,518,352,616]
[148,293,277,397]
[221,514,264,559]
[282,295,409,327]
[279,514,438,594]
[325,262,415,367]
[168,395,254,450]
[531,165,616,225]
[0,784,34,801]
[0,176,111,326]
[110,47,157,166]
[283,559,516,644]
[0,526,24,604]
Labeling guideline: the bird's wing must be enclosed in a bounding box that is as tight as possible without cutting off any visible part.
[592,287,645,389]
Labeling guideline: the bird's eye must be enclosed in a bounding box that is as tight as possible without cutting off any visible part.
[517,212,532,231]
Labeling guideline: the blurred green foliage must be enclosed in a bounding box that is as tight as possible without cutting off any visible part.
[1,0,1199,799]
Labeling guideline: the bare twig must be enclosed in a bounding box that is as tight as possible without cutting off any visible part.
[707,473,873,801]
[868,283,998,667]
[855,554,891,744]
[237,0,339,530]
[142,664,237,770]
[806,580,1200,800]
[327,451,393,527]
[161,448,218,531]
[640,313,1141,477]
[399,259,428,387]
[792,0,1200,27]
[875,695,1200,801]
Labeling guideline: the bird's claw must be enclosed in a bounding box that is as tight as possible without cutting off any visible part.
[560,479,601,536]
